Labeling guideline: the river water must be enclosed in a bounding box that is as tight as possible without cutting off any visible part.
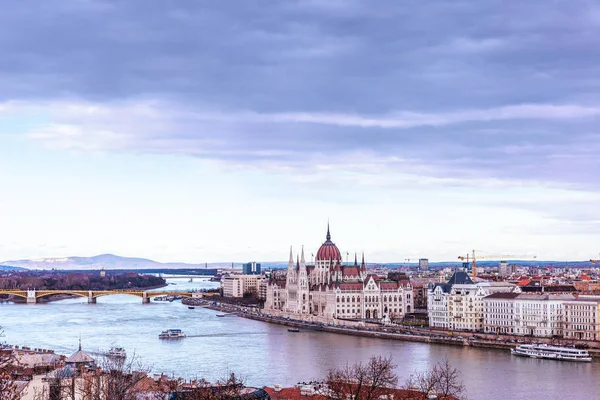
[1,278,598,399]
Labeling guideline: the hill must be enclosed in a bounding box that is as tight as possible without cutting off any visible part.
[0,254,208,271]
[0,264,27,271]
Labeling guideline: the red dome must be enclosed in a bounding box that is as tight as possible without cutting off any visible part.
[316,225,342,261]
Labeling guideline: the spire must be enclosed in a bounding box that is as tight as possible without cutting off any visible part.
[361,252,366,272]
[354,252,358,266]
[301,245,305,265]
[289,246,294,264]
[326,221,331,241]
[296,254,300,270]
[78,337,82,351]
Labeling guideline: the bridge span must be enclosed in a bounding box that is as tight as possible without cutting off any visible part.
[0,289,198,304]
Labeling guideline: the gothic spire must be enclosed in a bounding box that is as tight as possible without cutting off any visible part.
[289,246,294,264]
[301,245,305,265]
[326,221,331,241]
[354,252,358,266]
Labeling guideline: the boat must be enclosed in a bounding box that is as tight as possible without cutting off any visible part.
[188,306,195,310]
[288,328,300,333]
[158,329,186,339]
[216,314,226,317]
[511,344,592,362]
[106,347,126,359]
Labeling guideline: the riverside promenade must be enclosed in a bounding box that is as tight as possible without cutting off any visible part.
[184,297,600,359]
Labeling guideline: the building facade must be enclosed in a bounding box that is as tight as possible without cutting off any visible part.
[428,273,516,331]
[484,293,578,337]
[264,226,413,322]
[562,297,600,341]
[418,258,429,272]
[222,274,265,298]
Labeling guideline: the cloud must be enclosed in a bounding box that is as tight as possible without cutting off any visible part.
[0,1,599,191]
[1,98,598,193]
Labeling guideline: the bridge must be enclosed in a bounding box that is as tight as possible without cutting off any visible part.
[0,289,197,304]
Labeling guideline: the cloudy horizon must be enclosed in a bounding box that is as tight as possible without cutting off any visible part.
[1,0,599,263]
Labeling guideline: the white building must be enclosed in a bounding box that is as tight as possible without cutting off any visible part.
[222,274,265,298]
[484,293,577,337]
[563,297,600,341]
[428,272,516,331]
[264,226,413,322]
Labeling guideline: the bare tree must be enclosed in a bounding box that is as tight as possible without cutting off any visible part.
[0,326,20,400]
[403,358,466,400]
[78,353,158,400]
[323,355,398,400]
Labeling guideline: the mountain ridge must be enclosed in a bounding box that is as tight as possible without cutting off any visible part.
[1,254,595,271]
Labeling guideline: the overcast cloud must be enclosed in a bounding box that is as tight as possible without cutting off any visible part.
[0,0,598,261]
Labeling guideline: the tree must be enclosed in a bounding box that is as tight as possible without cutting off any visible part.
[79,353,157,400]
[403,358,466,400]
[0,326,20,400]
[322,355,398,400]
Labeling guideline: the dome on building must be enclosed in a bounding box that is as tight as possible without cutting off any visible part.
[316,224,342,261]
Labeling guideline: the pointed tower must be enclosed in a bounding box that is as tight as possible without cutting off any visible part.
[360,252,367,281]
[297,246,309,314]
[286,246,296,285]
[354,252,358,266]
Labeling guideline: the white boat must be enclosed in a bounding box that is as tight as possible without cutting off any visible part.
[158,329,186,339]
[511,344,592,362]
[106,347,126,359]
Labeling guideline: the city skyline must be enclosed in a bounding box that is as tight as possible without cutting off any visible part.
[1,1,599,262]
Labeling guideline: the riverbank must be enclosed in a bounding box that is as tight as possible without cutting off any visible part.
[183,297,600,359]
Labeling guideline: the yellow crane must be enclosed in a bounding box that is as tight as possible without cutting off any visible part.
[458,250,537,280]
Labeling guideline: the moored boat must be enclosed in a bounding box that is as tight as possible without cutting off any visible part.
[159,329,186,339]
[288,328,300,333]
[511,344,592,362]
[188,306,195,310]
[106,347,126,359]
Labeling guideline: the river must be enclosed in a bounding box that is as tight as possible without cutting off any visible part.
[1,277,598,399]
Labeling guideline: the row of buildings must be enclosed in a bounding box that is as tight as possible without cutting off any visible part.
[428,272,600,340]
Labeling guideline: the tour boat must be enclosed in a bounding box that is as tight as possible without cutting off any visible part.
[106,347,126,359]
[188,306,195,310]
[288,328,300,333]
[511,344,592,362]
[158,329,186,339]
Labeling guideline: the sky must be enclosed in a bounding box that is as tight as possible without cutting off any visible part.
[0,0,599,263]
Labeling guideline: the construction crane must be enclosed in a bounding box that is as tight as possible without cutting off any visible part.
[458,250,537,280]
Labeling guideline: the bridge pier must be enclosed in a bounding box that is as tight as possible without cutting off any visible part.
[27,289,37,304]
[142,292,150,304]
[88,291,96,304]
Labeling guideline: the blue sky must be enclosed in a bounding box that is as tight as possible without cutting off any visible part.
[1,0,599,263]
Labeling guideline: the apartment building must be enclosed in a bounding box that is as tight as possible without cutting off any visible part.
[563,297,600,341]
[221,274,265,298]
[484,293,576,337]
[428,272,516,331]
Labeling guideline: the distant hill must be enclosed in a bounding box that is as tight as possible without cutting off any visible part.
[1,255,595,271]
[0,264,27,271]
[0,254,210,271]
